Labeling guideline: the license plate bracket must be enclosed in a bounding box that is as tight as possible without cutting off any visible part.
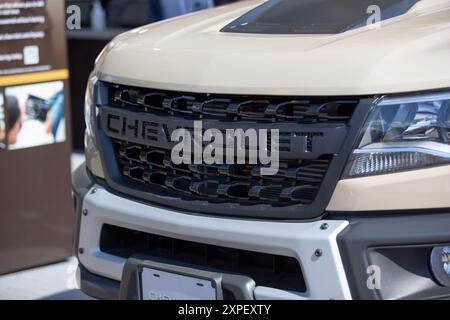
[119,256,223,300]
[140,267,219,300]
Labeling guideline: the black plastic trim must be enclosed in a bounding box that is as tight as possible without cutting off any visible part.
[79,264,120,300]
[336,212,450,300]
[84,169,327,223]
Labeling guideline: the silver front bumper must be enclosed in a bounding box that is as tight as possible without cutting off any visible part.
[78,185,352,300]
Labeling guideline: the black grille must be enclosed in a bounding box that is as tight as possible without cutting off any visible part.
[100,224,307,293]
[97,82,364,219]
[113,139,331,205]
[110,83,357,124]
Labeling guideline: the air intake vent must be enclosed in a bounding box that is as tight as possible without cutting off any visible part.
[109,84,358,124]
[100,224,307,293]
[114,140,330,205]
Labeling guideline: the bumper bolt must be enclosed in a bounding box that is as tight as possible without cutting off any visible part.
[78,248,84,255]
[82,209,88,216]
[91,188,97,194]
[320,223,329,230]
[315,249,323,258]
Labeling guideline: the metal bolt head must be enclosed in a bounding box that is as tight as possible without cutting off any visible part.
[78,248,84,255]
[320,223,329,230]
[82,209,88,216]
[315,249,323,258]
[91,188,97,194]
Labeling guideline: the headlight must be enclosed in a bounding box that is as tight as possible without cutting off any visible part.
[344,92,450,177]
[84,72,105,179]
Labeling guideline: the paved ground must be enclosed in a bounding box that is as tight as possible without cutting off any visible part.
[0,258,93,300]
[0,153,94,300]
[71,152,85,172]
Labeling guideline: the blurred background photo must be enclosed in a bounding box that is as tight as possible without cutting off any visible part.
[5,81,65,150]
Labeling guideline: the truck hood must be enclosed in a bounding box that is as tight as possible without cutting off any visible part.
[97,0,450,96]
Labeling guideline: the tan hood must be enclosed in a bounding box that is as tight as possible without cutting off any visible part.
[97,0,450,96]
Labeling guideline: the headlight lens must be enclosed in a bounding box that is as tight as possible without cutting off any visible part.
[84,72,105,179]
[345,92,450,177]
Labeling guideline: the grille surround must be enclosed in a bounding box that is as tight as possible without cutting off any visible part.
[95,81,374,219]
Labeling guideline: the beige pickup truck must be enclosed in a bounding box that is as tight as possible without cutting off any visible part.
[73,0,450,300]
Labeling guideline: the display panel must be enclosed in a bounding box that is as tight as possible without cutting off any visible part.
[5,80,65,150]
[0,0,67,77]
[0,0,73,275]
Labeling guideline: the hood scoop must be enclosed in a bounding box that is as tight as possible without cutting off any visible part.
[221,0,420,34]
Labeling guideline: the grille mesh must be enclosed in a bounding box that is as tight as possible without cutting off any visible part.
[114,139,331,205]
[110,84,357,124]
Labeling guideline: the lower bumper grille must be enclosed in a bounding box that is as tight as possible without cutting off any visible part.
[100,224,307,293]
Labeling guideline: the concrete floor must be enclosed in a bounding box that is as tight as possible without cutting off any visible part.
[0,153,94,300]
[0,258,93,300]
[71,152,85,172]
